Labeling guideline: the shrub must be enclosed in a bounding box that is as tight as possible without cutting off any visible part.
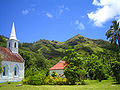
[22,70,46,85]
[7,81,11,84]
[44,76,68,85]
[22,79,28,84]
[51,71,58,77]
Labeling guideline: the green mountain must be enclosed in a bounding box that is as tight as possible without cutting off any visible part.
[0,34,118,71]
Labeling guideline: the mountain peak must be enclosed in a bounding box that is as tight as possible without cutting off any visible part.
[74,34,83,38]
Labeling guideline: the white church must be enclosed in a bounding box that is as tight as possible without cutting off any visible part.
[0,22,24,83]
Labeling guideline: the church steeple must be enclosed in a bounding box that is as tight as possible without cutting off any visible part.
[7,22,19,54]
[10,22,17,40]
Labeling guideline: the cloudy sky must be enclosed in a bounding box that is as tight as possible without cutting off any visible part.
[0,0,120,42]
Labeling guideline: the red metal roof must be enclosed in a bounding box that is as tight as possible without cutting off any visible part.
[0,47,24,63]
[49,60,67,70]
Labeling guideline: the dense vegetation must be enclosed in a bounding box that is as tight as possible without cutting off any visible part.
[0,27,119,84]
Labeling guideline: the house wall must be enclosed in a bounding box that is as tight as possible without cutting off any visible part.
[0,61,24,83]
[50,69,64,76]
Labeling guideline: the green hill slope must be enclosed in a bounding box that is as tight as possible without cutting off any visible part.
[0,34,118,70]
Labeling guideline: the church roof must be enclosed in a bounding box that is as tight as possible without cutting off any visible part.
[49,60,67,70]
[0,47,24,63]
[10,22,17,40]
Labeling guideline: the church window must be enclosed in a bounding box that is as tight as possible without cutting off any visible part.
[14,65,18,76]
[9,42,10,47]
[14,42,16,48]
[3,67,6,76]
[2,64,8,76]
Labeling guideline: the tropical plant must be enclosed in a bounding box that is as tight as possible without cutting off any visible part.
[85,54,108,82]
[106,20,120,48]
[44,76,68,85]
[22,69,46,85]
[64,49,86,84]
[111,61,120,83]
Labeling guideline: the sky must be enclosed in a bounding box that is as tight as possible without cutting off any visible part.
[0,0,120,43]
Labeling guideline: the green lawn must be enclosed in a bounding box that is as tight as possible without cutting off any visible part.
[0,80,120,90]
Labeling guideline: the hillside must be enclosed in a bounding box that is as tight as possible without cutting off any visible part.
[0,34,118,70]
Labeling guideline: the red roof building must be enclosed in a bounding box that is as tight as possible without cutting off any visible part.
[49,60,67,77]
[49,60,67,70]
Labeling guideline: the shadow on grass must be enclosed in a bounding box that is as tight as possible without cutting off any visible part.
[112,82,120,85]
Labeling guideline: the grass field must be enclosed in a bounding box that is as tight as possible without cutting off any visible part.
[0,79,120,90]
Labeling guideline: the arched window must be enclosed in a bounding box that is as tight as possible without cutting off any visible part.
[14,65,18,77]
[2,64,8,77]
[9,42,10,47]
[14,42,16,48]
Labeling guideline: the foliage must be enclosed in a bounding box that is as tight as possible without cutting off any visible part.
[0,55,2,74]
[111,61,120,83]
[51,71,58,77]
[44,76,68,85]
[19,49,49,73]
[85,54,108,82]
[22,69,46,85]
[0,34,120,84]
[64,49,86,84]
[0,35,7,47]
[106,20,120,48]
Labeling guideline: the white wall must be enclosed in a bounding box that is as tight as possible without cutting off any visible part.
[7,39,18,54]
[0,61,24,83]
[50,69,64,77]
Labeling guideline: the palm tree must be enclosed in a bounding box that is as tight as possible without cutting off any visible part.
[106,20,120,48]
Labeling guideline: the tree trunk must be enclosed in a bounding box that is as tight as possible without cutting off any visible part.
[117,34,120,49]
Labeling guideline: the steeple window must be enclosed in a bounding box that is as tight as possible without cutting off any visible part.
[14,42,16,48]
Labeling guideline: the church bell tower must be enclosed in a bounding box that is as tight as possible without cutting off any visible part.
[7,22,19,54]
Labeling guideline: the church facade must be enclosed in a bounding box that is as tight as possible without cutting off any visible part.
[0,22,24,83]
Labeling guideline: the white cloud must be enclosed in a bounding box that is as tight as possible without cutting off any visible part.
[22,9,29,15]
[46,13,53,18]
[21,8,35,15]
[58,5,70,15]
[75,20,85,30]
[88,0,120,27]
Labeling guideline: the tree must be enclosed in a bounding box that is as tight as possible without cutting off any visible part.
[0,55,2,74]
[111,61,120,83]
[64,49,86,84]
[106,20,120,48]
[85,54,107,82]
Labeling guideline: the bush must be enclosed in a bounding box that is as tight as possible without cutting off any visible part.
[7,81,11,84]
[51,71,58,77]
[44,76,68,85]
[22,70,46,85]
[22,79,28,84]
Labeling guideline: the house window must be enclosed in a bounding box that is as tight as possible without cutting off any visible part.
[14,42,16,48]
[14,65,18,76]
[3,65,8,76]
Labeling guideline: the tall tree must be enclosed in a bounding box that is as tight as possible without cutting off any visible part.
[64,49,86,84]
[106,20,120,48]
